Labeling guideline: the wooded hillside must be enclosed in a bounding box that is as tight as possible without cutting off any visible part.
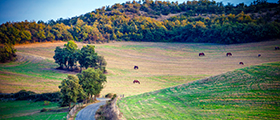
[1,0,280,45]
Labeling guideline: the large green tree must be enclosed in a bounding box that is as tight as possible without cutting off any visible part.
[53,46,64,69]
[77,45,98,71]
[77,68,107,102]
[59,74,86,110]
[53,42,107,72]
[64,40,78,70]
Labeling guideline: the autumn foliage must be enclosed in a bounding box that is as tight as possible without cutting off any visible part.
[1,0,280,45]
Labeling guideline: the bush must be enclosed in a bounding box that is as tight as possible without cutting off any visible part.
[96,107,103,115]
[13,90,36,100]
[111,94,117,100]
[97,116,108,120]
[0,90,61,102]
[44,101,50,105]
[105,93,114,98]
[40,108,47,112]
[58,100,68,107]
[33,92,61,102]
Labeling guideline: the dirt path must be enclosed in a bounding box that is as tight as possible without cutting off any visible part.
[75,98,110,120]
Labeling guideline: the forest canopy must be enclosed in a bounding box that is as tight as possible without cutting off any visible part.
[0,0,280,44]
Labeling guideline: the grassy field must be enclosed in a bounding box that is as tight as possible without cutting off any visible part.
[118,62,280,119]
[0,40,279,119]
[1,40,280,95]
[0,100,67,120]
[0,54,66,93]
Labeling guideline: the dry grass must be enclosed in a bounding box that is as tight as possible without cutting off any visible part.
[1,40,279,95]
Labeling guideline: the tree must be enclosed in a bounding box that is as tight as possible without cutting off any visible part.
[53,43,107,72]
[53,46,64,69]
[77,68,107,102]
[19,30,32,43]
[35,30,46,42]
[96,56,107,72]
[46,31,55,41]
[0,44,17,63]
[77,45,98,71]
[111,32,117,40]
[64,40,78,70]
[59,74,86,110]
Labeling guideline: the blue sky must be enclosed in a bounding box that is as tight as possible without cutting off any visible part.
[0,0,278,24]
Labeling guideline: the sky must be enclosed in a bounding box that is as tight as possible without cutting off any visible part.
[0,0,278,24]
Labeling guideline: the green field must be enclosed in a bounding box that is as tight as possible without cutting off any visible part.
[0,40,280,119]
[0,54,66,93]
[0,100,67,120]
[118,62,280,119]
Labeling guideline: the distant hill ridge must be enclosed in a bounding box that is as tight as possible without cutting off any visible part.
[1,0,280,45]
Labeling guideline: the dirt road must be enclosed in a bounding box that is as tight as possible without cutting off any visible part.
[76,98,110,120]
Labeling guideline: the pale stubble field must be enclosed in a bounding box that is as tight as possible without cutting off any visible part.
[1,40,279,96]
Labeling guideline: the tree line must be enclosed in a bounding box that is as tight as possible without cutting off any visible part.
[53,40,106,72]
[1,0,280,45]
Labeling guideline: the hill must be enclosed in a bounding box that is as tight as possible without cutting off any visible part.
[1,0,280,45]
[1,40,280,95]
[118,61,280,119]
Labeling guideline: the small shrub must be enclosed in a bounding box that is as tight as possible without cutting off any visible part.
[40,108,47,112]
[58,100,68,107]
[97,116,108,120]
[99,105,104,109]
[13,90,36,100]
[96,109,102,115]
[111,94,117,100]
[44,101,50,105]
[105,93,114,98]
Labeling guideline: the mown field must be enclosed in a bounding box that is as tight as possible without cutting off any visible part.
[118,62,280,119]
[1,40,280,95]
[0,54,66,93]
[0,40,280,119]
